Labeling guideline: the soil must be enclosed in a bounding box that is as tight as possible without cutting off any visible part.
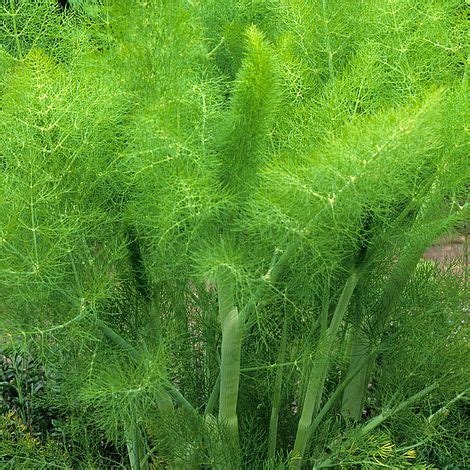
[423,235,468,275]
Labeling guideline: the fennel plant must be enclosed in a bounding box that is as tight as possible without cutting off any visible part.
[1,0,468,468]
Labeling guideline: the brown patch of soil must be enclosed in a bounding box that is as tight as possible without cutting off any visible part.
[423,235,468,275]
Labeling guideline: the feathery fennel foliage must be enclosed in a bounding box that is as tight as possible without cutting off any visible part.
[0,0,468,468]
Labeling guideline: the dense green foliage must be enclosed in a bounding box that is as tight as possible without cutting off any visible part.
[0,0,468,468]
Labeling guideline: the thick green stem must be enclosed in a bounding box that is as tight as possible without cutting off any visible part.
[341,326,369,420]
[308,353,371,440]
[217,269,243,465]
[341,247,424,420]
[341,191,445,420]
[267,314,290,459]
[320,280,330,336]
[328,272,358,335]
[126,425,146,470]
[342,287,362,364]
[96,319,141,363]
[340,177,453,419]
[219,307,243,442]
[208,219,302,465]
[164,386,196,418]
[291,271,359,466]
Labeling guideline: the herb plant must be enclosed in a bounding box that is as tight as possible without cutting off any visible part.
[1,1,468,468]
